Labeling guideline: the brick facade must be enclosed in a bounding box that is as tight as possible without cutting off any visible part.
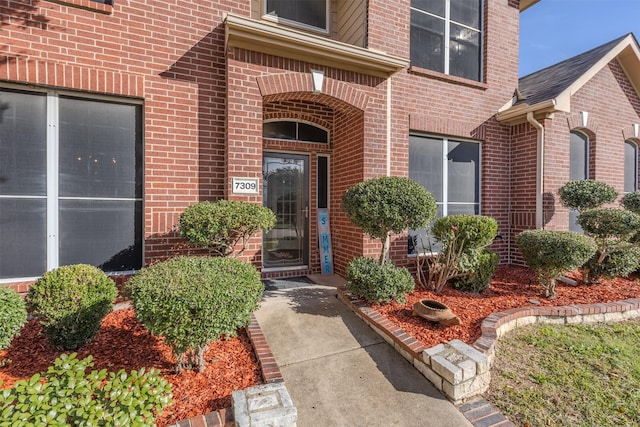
[2,0,640,289]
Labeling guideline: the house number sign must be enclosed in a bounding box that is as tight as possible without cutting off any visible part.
[232,177,259,194]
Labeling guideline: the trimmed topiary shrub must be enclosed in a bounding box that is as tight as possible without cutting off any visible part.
[516,230,596,298]
[0,353,172,426]
[126,256,263,373]
[621,191,640,215]
[577,207,640,283]
[179,200,276,258]
[345,257,415,303]
[26,265,117,350]
[422,215,498,293]
[0,287,27,351]
[558,179,617,213]
[342,176,436,264]
[451,250,499,293]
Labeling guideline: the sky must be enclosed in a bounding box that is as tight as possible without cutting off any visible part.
[519,0,640,77]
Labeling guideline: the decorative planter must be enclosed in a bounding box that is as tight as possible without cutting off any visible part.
[412,299,461,326]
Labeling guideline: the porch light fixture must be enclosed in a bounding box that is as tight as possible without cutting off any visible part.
[311,69,324,93]
[634,123,639,138]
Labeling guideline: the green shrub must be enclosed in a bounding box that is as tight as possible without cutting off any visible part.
[0,287,27,351]
[179,200,276,257]
[585,247,640,280]
[577,208,640,283]
[26,265,117,350]
[558,180,617,212]
[0,353,172,426]
[345,257,415,303]
[451,250,499,293]
[516,230,596,298]
[621,191,640,215]
[127,256,263,373]
[424,215,498,293]
[342,176,436,263]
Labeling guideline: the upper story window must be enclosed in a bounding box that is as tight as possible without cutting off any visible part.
[410,0,483,81]
[264,0,329,33]
[624,140,638,194]
[263,120,329,144]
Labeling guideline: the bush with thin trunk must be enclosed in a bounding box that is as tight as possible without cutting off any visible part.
[126,256,263,373]
[516,230,596,298]
[341,176,436,264]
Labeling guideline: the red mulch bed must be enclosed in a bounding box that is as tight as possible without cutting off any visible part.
[372,266,640,348]
[0,307,262,426]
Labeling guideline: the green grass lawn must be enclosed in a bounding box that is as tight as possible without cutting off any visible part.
[486,320,640,426]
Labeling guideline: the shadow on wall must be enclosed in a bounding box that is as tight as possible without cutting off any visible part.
[158,25,228,202]
[543,192,556,226]
[0,0,50,65]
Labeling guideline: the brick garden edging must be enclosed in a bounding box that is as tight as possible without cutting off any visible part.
[336,288,640,427]
[167,314,285,427]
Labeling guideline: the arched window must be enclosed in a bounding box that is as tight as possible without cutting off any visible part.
[624,140,638,194]
[569,130,589,232]
[263,120,329,144]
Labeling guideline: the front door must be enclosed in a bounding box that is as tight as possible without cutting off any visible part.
[262,153,309,269]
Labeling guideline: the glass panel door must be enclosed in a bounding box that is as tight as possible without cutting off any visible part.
[262,153,309,269]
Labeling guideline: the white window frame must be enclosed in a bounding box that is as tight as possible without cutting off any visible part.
[262,0,330,34]
[408,134,482,255]
[410,0,484,81]
[0,84,144,283]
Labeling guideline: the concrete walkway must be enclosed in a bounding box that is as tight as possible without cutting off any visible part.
[254,278,473,427]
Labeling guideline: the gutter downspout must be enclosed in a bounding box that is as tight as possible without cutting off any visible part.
[383,77,392,260]
[527,112,544,229]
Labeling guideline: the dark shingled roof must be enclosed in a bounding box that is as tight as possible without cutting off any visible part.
[517,34,631,106]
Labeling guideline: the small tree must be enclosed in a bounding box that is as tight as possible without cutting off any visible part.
[341,176,436,264]
[516,230,596,298]
[179,200,276,257]
[558,179,617,213]
[126,256,263,373]
[418,215,498,293]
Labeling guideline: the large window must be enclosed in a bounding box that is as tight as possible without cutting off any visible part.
[408,135,480,253]
[624,140,638,194]
[410,0,482,81]
[569,130,589,232]
[264,0,328,32]
[0,88,143,281]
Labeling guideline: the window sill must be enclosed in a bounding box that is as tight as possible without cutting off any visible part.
[46,0,113,14]
[408,66,488,90]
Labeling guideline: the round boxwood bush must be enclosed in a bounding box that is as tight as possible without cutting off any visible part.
[0,287,27,351]
[451,250,499,293]
[341,176,436,263]
[621,191,640,215]
[126,256,263,373]
[516,230,596,298]
[431,215,498,252]
[345,257,415,303]
[558,180,617,212]
[26,265,117,350]
[179,200,276,257]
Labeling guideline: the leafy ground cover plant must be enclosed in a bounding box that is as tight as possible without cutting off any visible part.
[0,353,172,426]
[488,321,640,426]
[341,176,436,264]
[417,215,498,293]
[25,264,117,350]
[179,200,276,257]
[345,256,414,303]
[516,230,596,298]
[126,256,263,373]
[0,287,26,351]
